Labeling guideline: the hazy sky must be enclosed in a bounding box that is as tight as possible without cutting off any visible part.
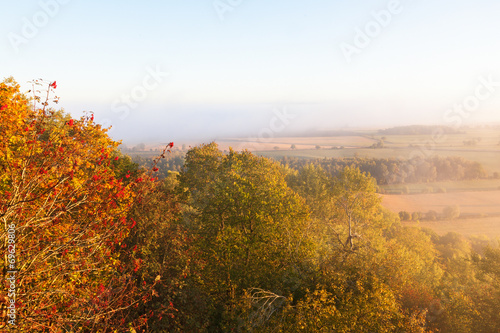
[2,0,500,143]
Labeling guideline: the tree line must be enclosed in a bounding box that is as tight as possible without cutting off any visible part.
[378,125,464,135]
[133,152,488,186]
[279,155,487,185]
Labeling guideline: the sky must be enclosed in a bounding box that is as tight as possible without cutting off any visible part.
[2,0,500,144]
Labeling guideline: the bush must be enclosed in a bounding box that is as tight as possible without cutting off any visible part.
[443,205,460,220]
[426,210,438,221]
[412,212,422,221]
[399,211,412,221]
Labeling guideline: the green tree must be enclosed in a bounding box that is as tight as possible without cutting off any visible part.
[178,143,314,330]
[287,164,332,220]
[330,166,383,252]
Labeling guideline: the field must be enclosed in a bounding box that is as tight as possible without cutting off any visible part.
[247,127,500,174]
[381,191,500,238]
[402,217,500,238]
[381,191,500,217]
[217,136,376,151]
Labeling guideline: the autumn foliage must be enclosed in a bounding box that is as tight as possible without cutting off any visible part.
[0,78,156,331]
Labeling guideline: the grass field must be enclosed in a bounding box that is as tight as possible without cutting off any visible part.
[381,191,500,238]
[381,191,500,216]
[248,127,500,174]
[402,217,500,238]
[217,136,376,152]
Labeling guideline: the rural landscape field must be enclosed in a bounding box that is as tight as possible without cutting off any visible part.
[127,125,500,239]
[249,127,500,238]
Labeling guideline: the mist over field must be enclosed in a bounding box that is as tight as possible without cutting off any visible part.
[3,1,500,145]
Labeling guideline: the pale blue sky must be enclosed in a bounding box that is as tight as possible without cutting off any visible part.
[2,0,500,143]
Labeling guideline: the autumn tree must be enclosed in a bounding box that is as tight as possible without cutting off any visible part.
[113,146,210,332]
[0,78,143,331]
[178,143,315,330]
[328,166,385,253]
[287,163,332,220]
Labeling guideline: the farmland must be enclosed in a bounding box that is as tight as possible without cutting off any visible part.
[381,190,500,217]
[135,125,500,238]
[380,190,500,238]
[247,126,500,238]
[242,126,500,174]
[402,216,500,238]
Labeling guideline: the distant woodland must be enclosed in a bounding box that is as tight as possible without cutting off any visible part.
[133,153,487,186]
[280,156,487,185]
[378,125,465,135]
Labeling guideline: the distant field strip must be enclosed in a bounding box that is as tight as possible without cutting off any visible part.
[403,217,500,238]
[381,179,500,194]
[381,191,500,216]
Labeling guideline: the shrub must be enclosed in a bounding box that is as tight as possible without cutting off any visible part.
[426,210,438,221]
[399,211,412,221]
[443,205,460,220]
[412,212,422,221]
